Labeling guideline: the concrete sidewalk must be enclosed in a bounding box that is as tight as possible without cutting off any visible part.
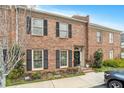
[8,72,104,88]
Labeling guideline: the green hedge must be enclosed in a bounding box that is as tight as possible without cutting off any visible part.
[103,59,124,68]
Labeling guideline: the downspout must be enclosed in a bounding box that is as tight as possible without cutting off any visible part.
[86,15,89,65]
[15,5,19,43]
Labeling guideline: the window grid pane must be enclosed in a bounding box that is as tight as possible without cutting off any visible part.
[61,51,67,66]
[32,27,43,35]
[33,19,43,28]
[96,32,102,42]
[32,19,44,36]
[109,50,113,59]
[60,23,68,38]
[33,50,43,69]
[109,33,113,43]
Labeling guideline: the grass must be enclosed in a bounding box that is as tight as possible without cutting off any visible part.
[6,72,85,86]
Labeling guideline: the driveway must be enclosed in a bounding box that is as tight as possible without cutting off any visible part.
[8,72,105,88]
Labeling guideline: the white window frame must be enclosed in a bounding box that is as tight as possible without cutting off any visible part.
[31,18,44,36]
[121,52,124,58]
[32,49,44,71]
[121,42,124,48]
[59,23,69,38]
[60,50,68,68]
[96,31,102,43]
[109,50,114,59]
[109,33,114,43]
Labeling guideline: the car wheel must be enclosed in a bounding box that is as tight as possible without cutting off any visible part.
[108,80,123,88]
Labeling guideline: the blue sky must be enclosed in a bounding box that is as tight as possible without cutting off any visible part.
[36,5,124,31]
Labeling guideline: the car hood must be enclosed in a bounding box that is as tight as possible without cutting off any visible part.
[109,69,124,78]
[113,69,124,74]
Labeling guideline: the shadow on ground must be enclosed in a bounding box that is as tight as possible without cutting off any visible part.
[91,84,106,88]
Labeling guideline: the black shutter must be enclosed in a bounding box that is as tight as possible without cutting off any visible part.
[44,49,48,69]
[3,49,7,63]
[68,24,72,38]
[68,50,72,67]
[26,49,32,71]
[56,22,59,37]
[26,16,31,34]
[44,20,48,36]
[56,50,60,68]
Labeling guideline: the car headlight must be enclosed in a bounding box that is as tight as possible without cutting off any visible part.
[105,73,110,76]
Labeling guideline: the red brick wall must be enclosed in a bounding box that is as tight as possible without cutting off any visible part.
[17,9,87,70]
[88,26,121,61]
[0,7,121,71]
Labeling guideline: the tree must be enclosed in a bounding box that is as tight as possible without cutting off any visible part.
[0,43,24,87]
[93,49,103,68]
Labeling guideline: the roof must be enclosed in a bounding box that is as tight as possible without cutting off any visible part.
[18,6,123,32]
[18,6,88,23]
[90,23,123,32]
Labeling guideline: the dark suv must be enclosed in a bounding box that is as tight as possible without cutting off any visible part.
[104,70,124,88]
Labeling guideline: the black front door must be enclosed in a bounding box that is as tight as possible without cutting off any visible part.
[74,51,80,66]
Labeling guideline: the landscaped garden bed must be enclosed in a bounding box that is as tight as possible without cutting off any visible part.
[6,67,85,86]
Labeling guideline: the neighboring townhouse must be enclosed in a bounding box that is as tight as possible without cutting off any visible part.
[72,15,121,62]
[88,23,121,61]
[121,33,124,58]
[0,6,122,72]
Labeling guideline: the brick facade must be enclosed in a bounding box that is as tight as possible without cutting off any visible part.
[0,6,121,72]
[88,24,121,61]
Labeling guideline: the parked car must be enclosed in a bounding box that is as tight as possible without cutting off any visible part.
[104,70,124,88]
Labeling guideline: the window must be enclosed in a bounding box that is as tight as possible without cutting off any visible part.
[109,50,114,59]
[121,42,124,48]
[121,52,124,58]
[109,33,113,43]
[59,23,68,38]
[32,50,43,70]
[60,50,68,68]
[32,18,44,36]
[96,32,102,43]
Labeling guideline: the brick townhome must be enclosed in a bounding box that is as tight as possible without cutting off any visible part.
[0,6,121,72]
[88,23,121,61]
[121,33,124,58]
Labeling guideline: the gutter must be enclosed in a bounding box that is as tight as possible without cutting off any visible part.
[90,23,123,32]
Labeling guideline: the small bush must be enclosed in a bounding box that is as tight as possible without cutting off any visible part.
[31,71,41,80]
[93,49,103,68]
[7,59,25,80]
[103,59,119,67]
[55,69,66,75]
[103,59,124,68]
[66,67,79,74]
[117,59,124,67]
[41,71,54,80]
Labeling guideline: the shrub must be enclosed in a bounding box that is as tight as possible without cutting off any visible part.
[66,67,79,74]
[93,49,103,68]
[7,59,25,80]
[55,69,66,75]
[103,59,118,67]
[41,71,55,80]
[103,59,124,68]
[31,71,41,80]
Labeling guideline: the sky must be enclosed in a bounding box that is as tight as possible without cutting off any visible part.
[36,5,124,31]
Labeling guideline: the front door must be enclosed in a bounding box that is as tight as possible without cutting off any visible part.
[74,51,80,66]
